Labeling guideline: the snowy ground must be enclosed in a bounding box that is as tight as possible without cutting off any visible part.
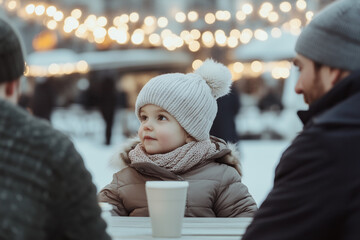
[52,107,291,206]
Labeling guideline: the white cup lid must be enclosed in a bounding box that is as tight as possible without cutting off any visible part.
[146,181,189,189]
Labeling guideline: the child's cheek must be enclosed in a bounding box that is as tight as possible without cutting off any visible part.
[138,128,143,139]
[156,130,172,143]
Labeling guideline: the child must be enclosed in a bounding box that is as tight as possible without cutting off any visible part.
[98,59,257,217]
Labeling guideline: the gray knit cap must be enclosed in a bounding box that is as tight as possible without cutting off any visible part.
[295,0,360,71]
[0,17,25,83]
[135,59,232,141]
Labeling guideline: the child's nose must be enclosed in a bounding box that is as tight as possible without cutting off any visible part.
[143,120,153,131]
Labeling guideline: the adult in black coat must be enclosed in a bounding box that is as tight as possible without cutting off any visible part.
[0,17,110,240]
[99,77,116,145]
[210,84,240,143]
[32,77,55,122]
[243,1,360,239]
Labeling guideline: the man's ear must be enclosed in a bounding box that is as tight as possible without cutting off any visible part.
[329,68,350,86]
[5,81,18,97]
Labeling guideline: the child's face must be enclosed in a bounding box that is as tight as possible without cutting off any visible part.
[138,104,189,154]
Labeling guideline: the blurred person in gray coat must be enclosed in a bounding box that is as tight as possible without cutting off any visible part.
[0,16,110,240]
[243,1,360,239]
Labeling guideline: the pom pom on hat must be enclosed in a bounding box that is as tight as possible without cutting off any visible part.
[135,58,232,141]
[194,58,232,99]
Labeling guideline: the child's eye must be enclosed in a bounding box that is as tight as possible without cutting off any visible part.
[140,115,148,121]
[158,115,167,121]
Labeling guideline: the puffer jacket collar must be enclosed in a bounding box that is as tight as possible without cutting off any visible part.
[298,70,360,126]
[110,136,242,178]
[131,162,184,180]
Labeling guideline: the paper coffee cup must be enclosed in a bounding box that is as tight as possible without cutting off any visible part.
[145,181,189,238]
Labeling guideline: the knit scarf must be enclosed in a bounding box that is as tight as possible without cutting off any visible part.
[128,140,221,174]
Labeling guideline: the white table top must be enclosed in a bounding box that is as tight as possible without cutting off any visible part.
[107,216,252,240]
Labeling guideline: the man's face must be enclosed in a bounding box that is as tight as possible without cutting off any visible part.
[293,54,332,105]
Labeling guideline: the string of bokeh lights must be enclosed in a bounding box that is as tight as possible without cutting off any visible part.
[2,0,314,79]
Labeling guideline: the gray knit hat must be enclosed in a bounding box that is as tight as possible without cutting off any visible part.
[135,59,232,141]
[0,17,25,83]
[295,0,360,71]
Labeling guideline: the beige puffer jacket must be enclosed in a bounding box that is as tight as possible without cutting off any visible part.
[98,137,257,217]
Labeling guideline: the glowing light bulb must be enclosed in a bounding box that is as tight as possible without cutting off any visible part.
[175,12,186,23]
[268,12,279,22]
[54,11,64,21]
[71,9,82,19]
[47,20,57,30]
[129,12,139,23]
[97,16,108,27]
[227,36,238,48]
[7,0,17,11]
[192,59,203,70]
[306,11,314,21]
[188,41,200,52]
[46,6,57,17]
[149,33,161,46]
[144,16,156,26]
[188,11,198,22]
[280,2,292,13]
[251,61,263,73]
[131,29,145,45]
[35,5,45,16]
[296,0,307,11]
[234,62,244,73]
[25,4,35,14]
[254,29,268,41]
[271,28,282,38]
[157,17,168,28]
[242,3,253,15]
[205,13,216,24]
[190,29,201,40]
[236,11,246,21]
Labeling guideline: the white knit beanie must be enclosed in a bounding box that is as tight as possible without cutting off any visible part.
[135,59,232,141]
